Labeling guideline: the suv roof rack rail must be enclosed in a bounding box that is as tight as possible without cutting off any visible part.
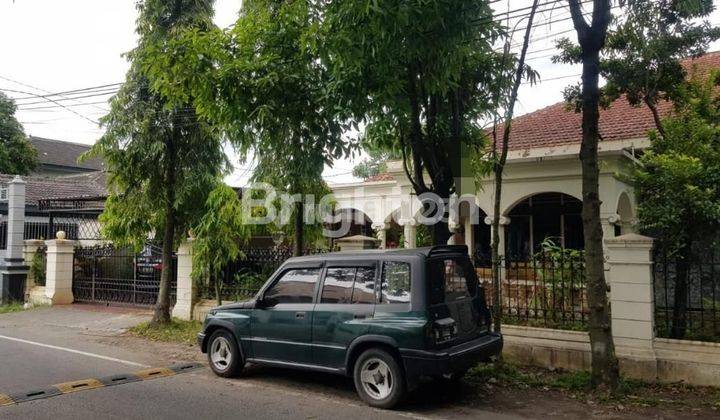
[427,245,468,257]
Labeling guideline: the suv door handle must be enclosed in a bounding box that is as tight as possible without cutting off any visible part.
[353,314,367,319]
[295,312,305,319]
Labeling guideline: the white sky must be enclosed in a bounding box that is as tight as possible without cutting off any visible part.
[1,1,718,186]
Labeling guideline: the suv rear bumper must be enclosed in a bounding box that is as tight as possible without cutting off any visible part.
[399,332,503,386]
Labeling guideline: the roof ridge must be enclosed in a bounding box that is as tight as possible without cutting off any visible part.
[29,136,94,148]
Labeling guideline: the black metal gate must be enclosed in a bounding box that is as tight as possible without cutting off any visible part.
[72,245,176,306]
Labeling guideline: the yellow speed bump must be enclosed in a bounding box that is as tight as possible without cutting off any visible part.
[53,379,104,394]
[0,394,14,407]
[134,367,175,380]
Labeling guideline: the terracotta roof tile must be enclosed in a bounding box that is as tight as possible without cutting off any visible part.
[364,173,395,182]
[500,51,720,151]
[0,173,107,206]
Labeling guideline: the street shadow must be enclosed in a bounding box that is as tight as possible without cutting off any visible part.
[239,364,489,412]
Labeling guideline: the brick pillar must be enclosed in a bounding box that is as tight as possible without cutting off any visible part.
[172,239,195,320]
[605,233,658,381]
[44,233,75,305]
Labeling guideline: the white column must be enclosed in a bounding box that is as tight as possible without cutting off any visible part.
[172,239,195,320]
[44,232,75,305]
[464,216,474,256]
[605,233,657,381]
[1,176,29,303]
[5,176,26,262]
[372,223,388,249]
[402,218,417,249]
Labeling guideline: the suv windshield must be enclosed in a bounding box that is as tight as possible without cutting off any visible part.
[427,257,478,305]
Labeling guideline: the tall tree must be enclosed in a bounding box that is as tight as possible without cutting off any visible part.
[559,0,619,391]
[144,0,349,256]
[602,0,720,137]
[0,93,37,175]
[87,0,228,325]
[321,0,506,244]
[632,71,720,339]
[488,0,541,333]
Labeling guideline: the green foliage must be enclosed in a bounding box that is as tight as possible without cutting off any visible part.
[0,302,25,314]
[632,71,720,255]
[191,184,251,304]
[554,0,720,117]
[86,0,229,251]
[602,0,720,119]
[29,248,46,287]
[320,0,508,198]
[0,93,37,175]
[352,145,402,180]
[142,0,352,251]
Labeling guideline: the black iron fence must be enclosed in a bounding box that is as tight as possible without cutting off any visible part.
[198,247,328,303]
[73,245,176,306]
[654,249,720,343]
[476,253,588,331]
[0,213,103,249]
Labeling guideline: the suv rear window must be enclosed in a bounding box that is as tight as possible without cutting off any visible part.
[427,258,477,304]
[380,262,411,303]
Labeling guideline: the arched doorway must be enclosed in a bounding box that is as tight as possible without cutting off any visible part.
[616,192,634,236]
[505,192,584,260]
[327,208,374,243]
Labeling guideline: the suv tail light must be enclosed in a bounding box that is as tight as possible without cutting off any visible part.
[432,318,457,345]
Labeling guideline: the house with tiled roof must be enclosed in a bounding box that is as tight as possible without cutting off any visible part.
[0,173,107,248]
[28,136,104,176]
[329,52,720,261]
[0,136,109,248]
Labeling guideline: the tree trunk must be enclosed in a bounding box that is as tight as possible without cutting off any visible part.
[645,98,666,139]
[432,219,451,246]
[153,197,175,325]
[152,133,176,325]
[490,0,540,333]
[671,245,691,339]
[579,52,620,391]
[293,200,304,256]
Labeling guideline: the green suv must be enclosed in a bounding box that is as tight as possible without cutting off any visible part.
[198,245,502,408]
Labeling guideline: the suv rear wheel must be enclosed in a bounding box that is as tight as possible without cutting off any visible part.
[353,348,406,409]
[207,330,244,377]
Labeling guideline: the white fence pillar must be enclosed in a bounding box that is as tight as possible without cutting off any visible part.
[1,176,29,303]
[172,239,195,320]
[606,233,658,380]
[44,233,75,305]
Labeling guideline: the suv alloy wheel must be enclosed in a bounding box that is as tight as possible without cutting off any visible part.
[207,330,244,377]
[353,348,406,409]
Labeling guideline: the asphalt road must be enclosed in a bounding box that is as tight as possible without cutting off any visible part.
[0,306,525,420]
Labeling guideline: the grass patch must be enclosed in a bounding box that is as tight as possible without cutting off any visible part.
[0,302,26,314]
[128,318,202,346]
[465,360,719,410]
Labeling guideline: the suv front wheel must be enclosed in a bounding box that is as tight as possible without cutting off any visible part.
[353,348,406,409]
[207,330,244,377]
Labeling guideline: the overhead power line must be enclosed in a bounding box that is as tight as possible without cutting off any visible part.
[0,87,99,124]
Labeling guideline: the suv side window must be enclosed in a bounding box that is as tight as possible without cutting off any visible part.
[321,266,377,304]
[352,267,376,304]
[321,267,355,304]
[265,268,320,304]
[380,261,411,303]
